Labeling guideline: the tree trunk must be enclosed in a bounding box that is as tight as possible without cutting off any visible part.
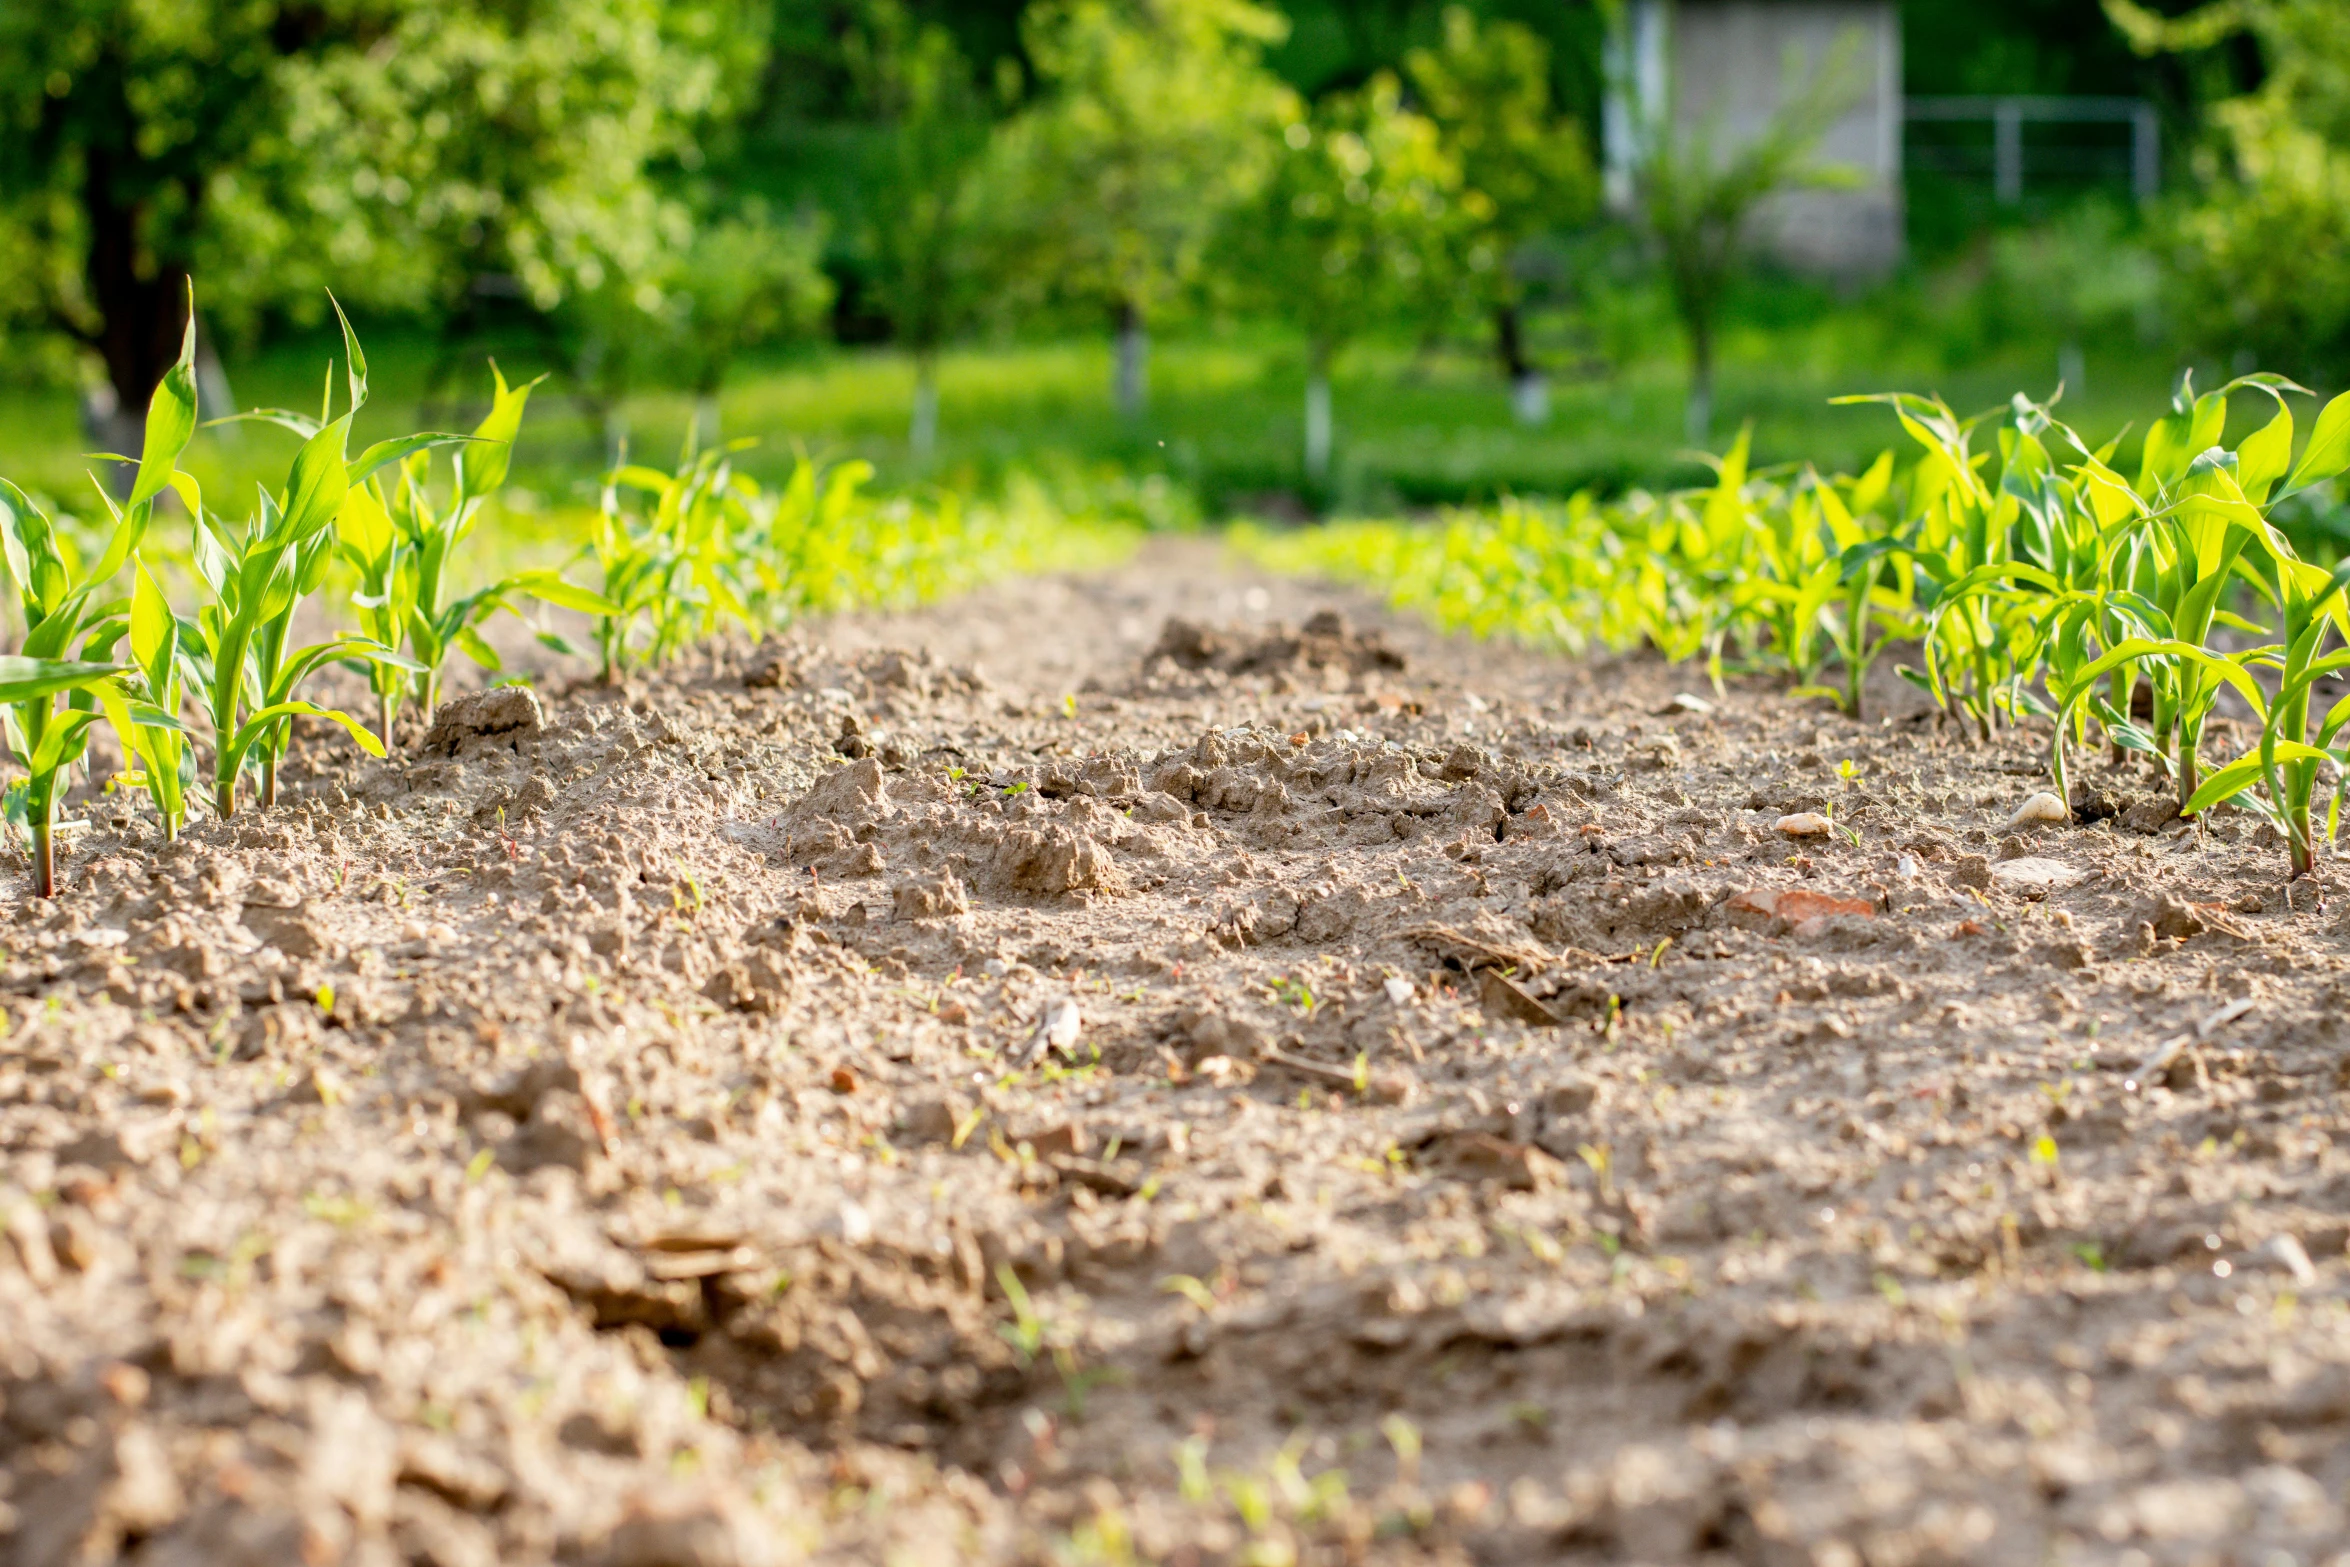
[1496,304,1550,426]
[910,356,939,459]
[1495,302,1531,382]
[83,148,195,452]
[1303,357,1333,484]
[1685,316,1715,444]
[1113,302,1148,420]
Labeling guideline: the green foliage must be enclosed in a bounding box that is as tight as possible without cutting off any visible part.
[845,2,998,366]
[0,302,198,891]
[0,0,764,415]
[2112,0,2350,377]
[1404,8,1596,334]
[1228,75,1458,368]
[1251,370,2350,884]
[0,274,1130,896]
[563,441,1135,684]
[998,0,1298,331]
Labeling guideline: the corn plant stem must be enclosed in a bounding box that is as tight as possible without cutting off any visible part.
[2176,718,2203,811]
[260,757,278,811]
[379,693,395,753]
[30,818,54,900]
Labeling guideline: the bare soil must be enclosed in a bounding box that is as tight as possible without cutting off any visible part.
[6,537,2350,1567]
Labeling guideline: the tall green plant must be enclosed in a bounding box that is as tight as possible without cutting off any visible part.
[0,305,197,892]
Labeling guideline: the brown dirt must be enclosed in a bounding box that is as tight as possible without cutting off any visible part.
[6,536,2350,1567]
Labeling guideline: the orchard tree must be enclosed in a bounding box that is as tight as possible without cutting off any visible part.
[575,201,831,452]
[1225,75,1458,484]
[1406,7,1597,425]
[846,1,996,459]
[1629,40,1861,441]
[0,0,760,450]
[1000,0,1296,419]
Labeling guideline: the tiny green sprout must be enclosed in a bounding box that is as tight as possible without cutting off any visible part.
[314,982,335,1017]
[2030,1134,2061,1167]
[1174,1435,1212,1504]
[1379,1413,1422,1483]
[1004,779,1030,796]
[1577,1141,1614,1197]
[1836,757,1861,782]
[995,1263,1046,1364]
[1159,1274,1216,1312]
[2072,1241,2109,1273]
[1062,692,1078,718]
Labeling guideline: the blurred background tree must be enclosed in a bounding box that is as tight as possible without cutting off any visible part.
[1405,8,1596,425]
[1224,74,1459,483]
[844,1,999,458]
[2110,0,2350,379]
[993,0,1298,418]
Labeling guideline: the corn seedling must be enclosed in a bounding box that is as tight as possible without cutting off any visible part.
[0,302,199,893]
[1250,371,2350,885]
[197,302,435,812]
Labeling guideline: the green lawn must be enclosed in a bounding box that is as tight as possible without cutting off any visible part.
[0,305,2244,537]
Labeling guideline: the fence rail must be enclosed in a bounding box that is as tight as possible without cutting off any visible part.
[1904,95,2160,204]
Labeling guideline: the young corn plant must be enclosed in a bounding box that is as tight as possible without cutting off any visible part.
[2163,386,2350,878]
[561,463,684,684]
[335,479,415,749]
[0,306,198,891]
[118,560,194,840]
[383,369,613,716]
[199,301,454,813]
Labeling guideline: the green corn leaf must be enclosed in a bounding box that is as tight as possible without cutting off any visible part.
[2284,389,2350,497]
[328,291,367,416]
[128,297,199,511]
[206,408,324,440]
[221,699,387,782]
[454,364,545,504]
[273,416,354,547]
[2236,402,2295,504]
[504,570,619,617]
[0,656,123,707]
[453,623,503,671]
[349,433,477,488]
[535,631,587,658]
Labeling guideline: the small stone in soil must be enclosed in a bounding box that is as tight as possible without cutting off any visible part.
[1774,812,1832,839]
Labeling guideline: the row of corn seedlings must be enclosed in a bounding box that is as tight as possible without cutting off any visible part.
[0,288,1123,897]
[1248,374,2350,882]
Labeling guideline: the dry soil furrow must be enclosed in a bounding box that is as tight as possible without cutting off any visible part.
[4,539,2350,1567]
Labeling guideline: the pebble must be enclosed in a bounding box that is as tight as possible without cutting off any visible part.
[1016,996,1083,1066]
[1382,976,1415,1007]
[2255,1232,2319,1288]
[2005,791,2069,831]
[1774,812,1833,839]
